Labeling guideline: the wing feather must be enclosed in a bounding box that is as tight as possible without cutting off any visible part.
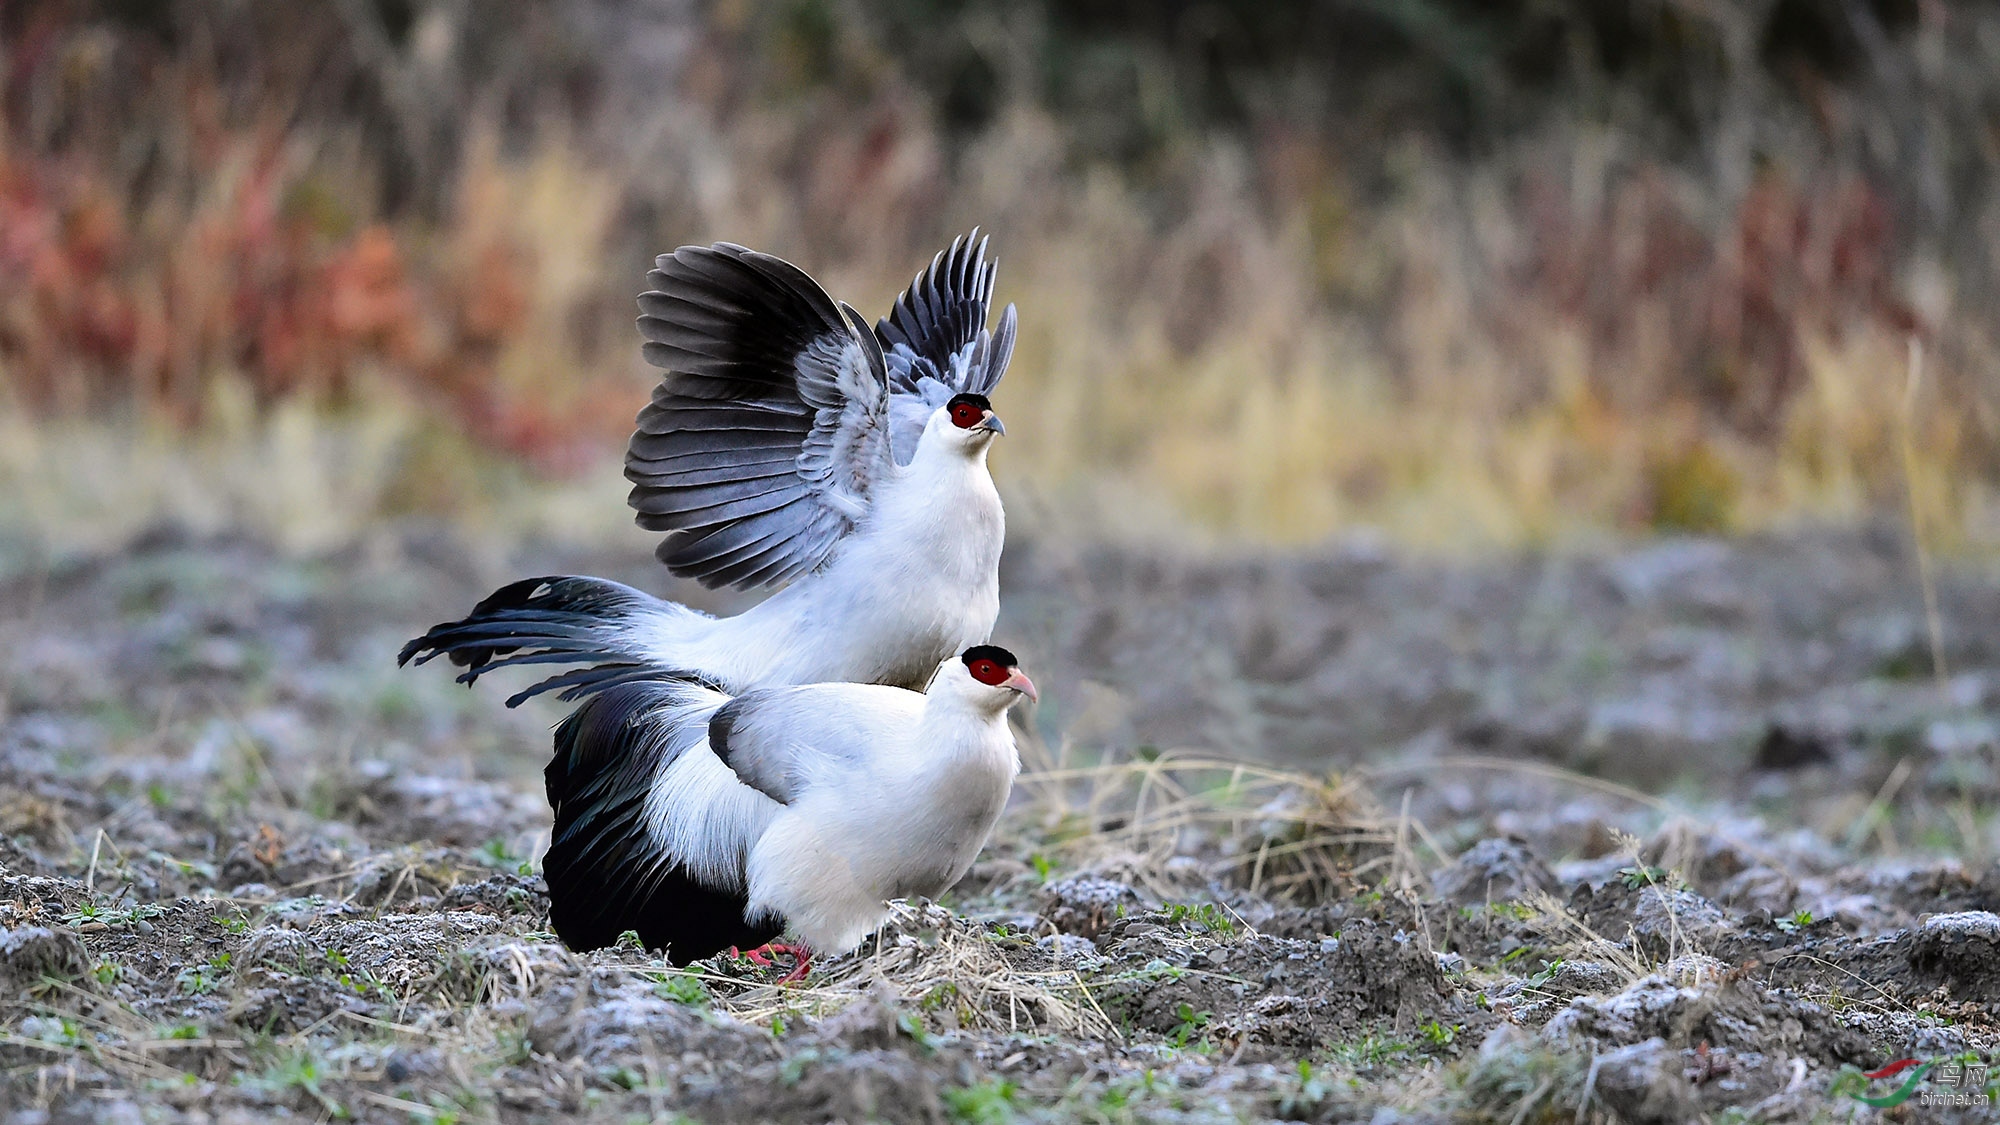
[706,684,920,804]
[874,230,1017,464]
[627,460,798,489]
[630,478,804,525]
[543,679,783,960]
[627,243,893,588]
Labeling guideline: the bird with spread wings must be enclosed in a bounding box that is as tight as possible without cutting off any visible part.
[401,232,1018,697]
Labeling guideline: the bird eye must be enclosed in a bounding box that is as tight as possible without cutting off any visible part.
[950,403,981,428]
[970,659,1005,685]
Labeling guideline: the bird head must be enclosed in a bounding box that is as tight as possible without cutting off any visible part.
[929,392,1005,452]
[950,644,1036,711]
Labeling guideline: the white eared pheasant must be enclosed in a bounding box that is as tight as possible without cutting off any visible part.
[399,233,1018,700]
[541,646,1036,978]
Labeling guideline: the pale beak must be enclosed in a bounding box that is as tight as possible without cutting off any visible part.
[979,411,1006,436]
[1002,668,1037,702]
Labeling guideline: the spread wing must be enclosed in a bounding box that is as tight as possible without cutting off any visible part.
[706,684,921,805]
[630,244,894,589]
[876,230,1019,465]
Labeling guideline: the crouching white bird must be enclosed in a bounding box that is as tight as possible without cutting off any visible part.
[541,645,1036,980]
[399,233,1018,700]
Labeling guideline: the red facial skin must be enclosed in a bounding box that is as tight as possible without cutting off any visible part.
[950,401,984,428]
[968,657,1007,685]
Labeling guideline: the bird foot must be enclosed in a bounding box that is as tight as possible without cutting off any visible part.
[732,942,812,983]
[774,945,813,985]
[728,944,777,968]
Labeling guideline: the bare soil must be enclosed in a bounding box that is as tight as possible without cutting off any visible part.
[3,524,2000,1122]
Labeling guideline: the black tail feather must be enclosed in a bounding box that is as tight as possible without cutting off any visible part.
[507,662,669,708]
[541,681,780,961]
[398,576,671,708]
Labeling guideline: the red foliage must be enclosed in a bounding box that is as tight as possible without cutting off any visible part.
[0,137,626,471]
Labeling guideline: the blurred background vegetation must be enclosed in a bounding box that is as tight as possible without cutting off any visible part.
[2,0,1997,557]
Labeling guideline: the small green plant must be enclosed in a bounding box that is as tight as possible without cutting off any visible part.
[1092,1071,1174,1121]
[22,1015,85,1047]
[1418,1019,1459,1048]
[175,953,232,996]
[1029,853,1055,884]
[1166,1003,1211,1048]
[943,1078,1018,1124]
[602,1065,645,1091]
[158,1022,201,1041]
[1278,1059,1337,1117]
[335,965,391,999]
[476,838,523,870]
[1525,958,1565,987]
[895,1011,934,1052]
[1161,903,1237,935]
[1618,865,1670,889]
[62,902,164,929]
[1328,1031,1413,1069]
[1113,959,1186,984]
[240,1049,344,1117]
[91,960,123,986]
[653,971,711,1008]
[1775,908,1815,933]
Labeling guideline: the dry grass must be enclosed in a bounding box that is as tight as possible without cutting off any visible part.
[5,4,2000,557]
[0,389,636,563]
[700,901,1119,1041]
[1012,737,1396,903]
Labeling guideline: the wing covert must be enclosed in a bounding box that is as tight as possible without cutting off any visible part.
[706,684,915,804]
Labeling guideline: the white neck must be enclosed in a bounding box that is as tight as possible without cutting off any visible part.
[899,419,994,479]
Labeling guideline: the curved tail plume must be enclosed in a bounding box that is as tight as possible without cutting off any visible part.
[398,576,706,707]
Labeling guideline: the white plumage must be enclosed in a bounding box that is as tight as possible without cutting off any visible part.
[400,233,1015,698]
[401,233,1036,978]
[538,646,1035,968]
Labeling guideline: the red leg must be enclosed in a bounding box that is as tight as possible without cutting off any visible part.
[732,941,812,979]
[729,944,778,967]
[774,945,812,985]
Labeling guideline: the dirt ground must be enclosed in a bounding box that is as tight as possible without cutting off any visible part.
[4,523,2000,1122]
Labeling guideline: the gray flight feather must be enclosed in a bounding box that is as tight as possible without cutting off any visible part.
[876,229,1018,465]
[628,244,894,589]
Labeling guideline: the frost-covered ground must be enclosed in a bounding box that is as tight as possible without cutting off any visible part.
[3,525,2000,1122]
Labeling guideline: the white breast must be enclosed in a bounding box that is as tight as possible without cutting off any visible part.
[742,716,1017,955]
[694,452,1003,691]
